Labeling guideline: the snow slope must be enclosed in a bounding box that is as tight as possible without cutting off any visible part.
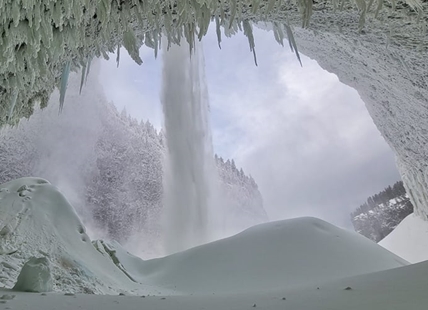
[379,213,428,263]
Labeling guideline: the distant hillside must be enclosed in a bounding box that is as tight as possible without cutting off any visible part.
[351,181,413,242]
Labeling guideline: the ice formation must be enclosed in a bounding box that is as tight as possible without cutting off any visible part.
[0,177,146,294]
[0,1,428,220]
[13,257,53,293]
[0,0,311,127]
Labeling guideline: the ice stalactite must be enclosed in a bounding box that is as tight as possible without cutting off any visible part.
[161,40,217,254]
[0,0,308,126]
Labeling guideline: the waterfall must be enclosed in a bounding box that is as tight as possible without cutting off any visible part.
[161,40,216,254]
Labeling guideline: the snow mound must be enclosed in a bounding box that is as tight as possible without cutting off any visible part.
[0,177,148,294]
[379,213,428,263]
[0,178,408,296]
[108,217,408,294]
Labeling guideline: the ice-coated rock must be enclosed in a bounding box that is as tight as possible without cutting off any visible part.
[13,257,53,293]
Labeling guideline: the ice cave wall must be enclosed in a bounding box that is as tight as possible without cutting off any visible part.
[1,1,428,217]
[287,7,428,219]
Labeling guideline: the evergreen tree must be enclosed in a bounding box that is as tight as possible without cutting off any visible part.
[351,181,413,242]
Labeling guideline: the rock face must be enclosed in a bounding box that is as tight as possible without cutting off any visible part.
[0,1,427,219]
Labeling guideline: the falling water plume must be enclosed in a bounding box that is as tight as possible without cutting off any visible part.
[161,40,216,255]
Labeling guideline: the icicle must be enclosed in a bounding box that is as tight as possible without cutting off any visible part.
[8,89,19,121]
[273,22,285,46]
[153,28,160,59]
[184,23,196,54]
[252,0,261,14]
[123,28,143,65]
[243,20,258,66]
[79,63,87,94]
[215,15,222,49]
[116,45,121,68]
[12,0,21,27]
[285,24,302,66]
[145,32,155,49]
[52,3,62,31]
[229,0,237,29]
[300,0,313,28]
[197,4,211,41]
[86,55,93,83]
[375,0,383,18]
[367,0,375,12]
[101,50,110,60]
[59,61,71,112]
[265,0,276,18]
[354,0,367,31]
[163,8,173,46]
[236,0,243,23]
[220,7,225,25]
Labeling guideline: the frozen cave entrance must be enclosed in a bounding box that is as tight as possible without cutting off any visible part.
[0,1,427,219]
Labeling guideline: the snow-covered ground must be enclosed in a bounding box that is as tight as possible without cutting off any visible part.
[3,260,428,310]
[0,177,417,309]
[379,213,428,263]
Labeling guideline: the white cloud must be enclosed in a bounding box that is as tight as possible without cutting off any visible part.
[99,46,162,129]
[203,27,400,228]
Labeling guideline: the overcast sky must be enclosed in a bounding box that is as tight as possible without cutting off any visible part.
[99,26,400,229]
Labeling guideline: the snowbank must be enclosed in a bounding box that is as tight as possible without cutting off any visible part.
[0,178,407,297]
[379,213,428,263]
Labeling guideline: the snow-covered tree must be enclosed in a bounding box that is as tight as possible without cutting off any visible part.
[351,181,413,242]
[0,71,267,245]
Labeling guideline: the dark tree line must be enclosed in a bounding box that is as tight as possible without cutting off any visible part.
[351,181,407,218]
[351,181,413,242]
